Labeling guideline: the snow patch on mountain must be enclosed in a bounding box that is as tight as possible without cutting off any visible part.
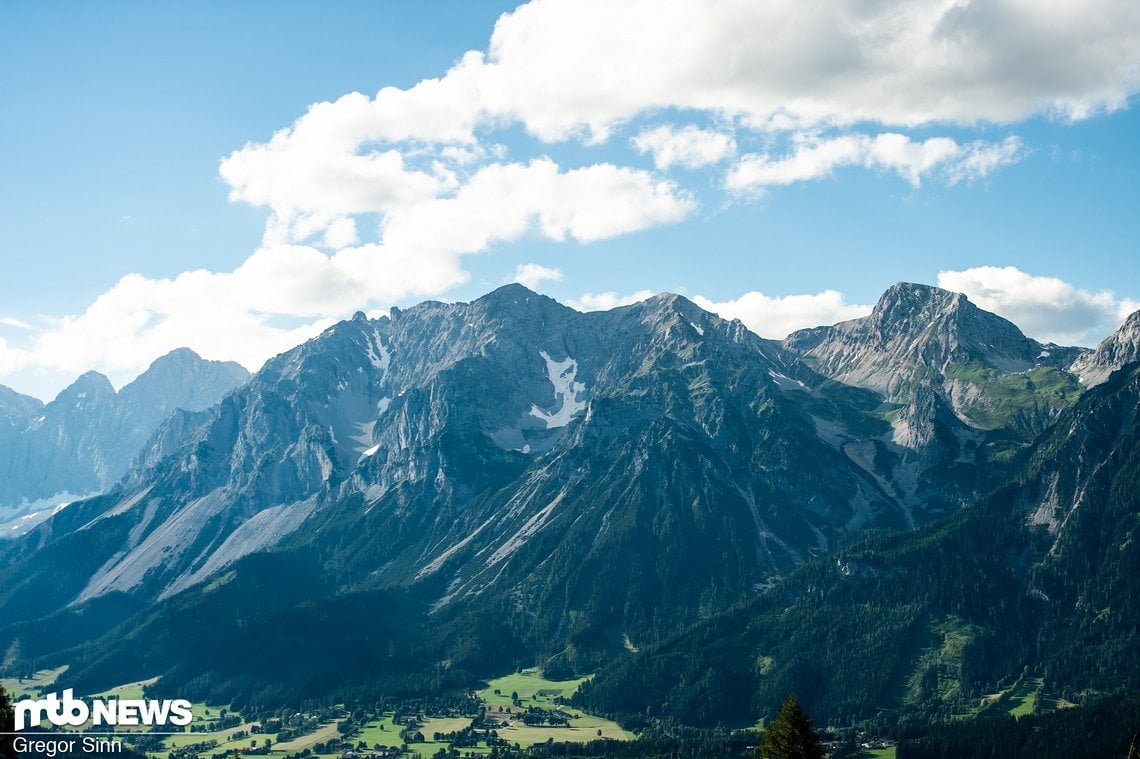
[366,331,391,374]
[529,352,586,429]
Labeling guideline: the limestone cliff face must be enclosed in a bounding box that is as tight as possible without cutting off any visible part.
[783,282,1086,435]
[0,286,914,645]
[1,282,1124,700]
[1070,309,1140,387]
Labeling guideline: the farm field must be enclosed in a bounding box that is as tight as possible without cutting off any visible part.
[1005,676,1044,717]
[1,667,633,756]
[477,667,633,745]
[0,666,66,698]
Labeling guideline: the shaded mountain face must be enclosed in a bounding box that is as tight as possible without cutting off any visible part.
[1069,309,1140,387]
[783,282,1087,437]
[0,349,250,525]
[577,363,1140,728]
[0,283,1116,709]
[0,285,988,696]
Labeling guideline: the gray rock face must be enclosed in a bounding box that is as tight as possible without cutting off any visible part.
[0,350,250,522]
[8,286,921,629]
[783,282,1086,435]
[784,283,1037,393]
[1069,309,1140,387]
[0,282,1111,693]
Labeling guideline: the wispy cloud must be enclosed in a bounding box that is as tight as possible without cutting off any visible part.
[0,317,33,330]
[727,134,1024,191]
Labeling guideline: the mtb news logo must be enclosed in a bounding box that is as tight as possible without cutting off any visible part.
[14,689,194,731]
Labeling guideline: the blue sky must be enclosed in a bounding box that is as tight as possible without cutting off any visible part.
[2,0,1139,400]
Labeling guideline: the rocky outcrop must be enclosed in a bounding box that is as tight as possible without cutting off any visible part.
[1069,309,1140,387]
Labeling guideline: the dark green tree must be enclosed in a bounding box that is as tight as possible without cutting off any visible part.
[760,694,824,759]
[0,685,14,759]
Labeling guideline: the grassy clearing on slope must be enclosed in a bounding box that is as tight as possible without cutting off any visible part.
[890,615,980,710]
[91,677,157,701]
[1005,676,1044,717]
[0,666,66,698]
[478,668,633,746]
[945,363,1082,430]
[478,668,589,708]
[272,720,340,753]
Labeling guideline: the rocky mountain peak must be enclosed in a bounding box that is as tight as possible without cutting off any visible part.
[121,349,250,412]
[468,284,570,329]
[1069,308,1140,386]
[780,282,1079,434]
[872,282,965,319]
[54,371,116,406]
[0,385,42,439]
[0,350,251,518]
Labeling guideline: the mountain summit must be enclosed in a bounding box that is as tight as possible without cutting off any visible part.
[783,282,1086,435]
[1069,308,1140,386]
[0,350,250,527]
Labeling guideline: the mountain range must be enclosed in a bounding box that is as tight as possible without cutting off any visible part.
[0,349,249,535]
[0,282,1137,735]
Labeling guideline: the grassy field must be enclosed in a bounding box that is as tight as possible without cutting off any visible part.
[478,668,590,708]
[166,720,263,751]
[91,677,157,700]
[355,715,403,748]
[477,668,633,746]
[1005,676,1044,717]
[0,666,66,698]
[272,719,341,753]
[860,748,897,758]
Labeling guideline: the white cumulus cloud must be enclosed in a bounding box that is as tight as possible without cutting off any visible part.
[693,290,873,339]
[8,0,1140,398]
[632,125,736,170]
[347,0,1140,143]
[510,263,564,289]
[937,266,1138,346]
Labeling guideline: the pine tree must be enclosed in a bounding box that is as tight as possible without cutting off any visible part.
[760,694,824,759]
[0,685,14,759]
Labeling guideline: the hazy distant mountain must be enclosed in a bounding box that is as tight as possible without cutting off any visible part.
[0,385,41,441]
[0,349,250,529]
